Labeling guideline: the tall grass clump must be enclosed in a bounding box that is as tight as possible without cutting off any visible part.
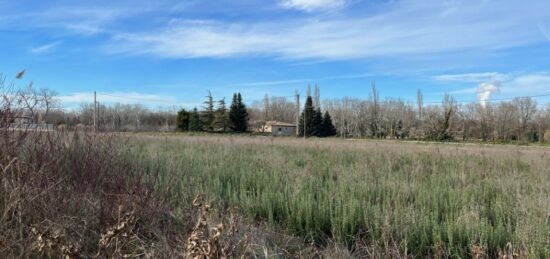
[1,72,186,256]
[143,135,550,258]
[0,131,175,257]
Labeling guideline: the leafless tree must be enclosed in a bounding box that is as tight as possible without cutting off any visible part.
[369,82,380,137]
[513,97,537,141]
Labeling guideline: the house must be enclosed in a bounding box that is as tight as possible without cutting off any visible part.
[261,121,297,136]
[545,130,550,142]
[8,116,54,131]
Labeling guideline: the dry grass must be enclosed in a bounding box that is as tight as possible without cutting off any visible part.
[133,133,550,258]
[2,130,549,258]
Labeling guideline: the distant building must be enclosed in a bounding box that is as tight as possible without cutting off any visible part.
[545,130,550,142]
[9,116,53,131]
[260,121,297,136]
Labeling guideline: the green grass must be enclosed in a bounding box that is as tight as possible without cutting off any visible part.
[138,134,550,258]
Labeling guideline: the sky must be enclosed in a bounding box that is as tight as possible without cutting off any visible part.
[1,0,550,110]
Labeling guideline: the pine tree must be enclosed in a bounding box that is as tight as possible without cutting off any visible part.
[230,93,249,132]
[188,108,202,132]
[321,111,337,137]
[202,91,215,132]
[312,107,323,137]
[214,98,229,132]
[298,96,315,137]
[176,108,190,131]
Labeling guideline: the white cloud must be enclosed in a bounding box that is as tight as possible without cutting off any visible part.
[280,0,346,12]
[230,73,373,87]
[503,73,550,94]
[58,92,189,109]
[30,41,62,54]
[537,22,550,42]
[0,2,175,36]
[106,1,547,60]
[433,72,508,83]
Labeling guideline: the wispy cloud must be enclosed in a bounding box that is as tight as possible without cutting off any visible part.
[58,91,196,108]
[280,0,346,12]
[105,1,547,60]
[0,2,176,36]
[503,73,550,94]
[230,73,373,87]
[538,22,550,42]
[29,41,62,54]
[433,72,508,83]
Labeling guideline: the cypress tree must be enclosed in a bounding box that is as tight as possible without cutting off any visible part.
[188,108,202,132]
[321,111,337,137]
[230,93,249,132]
[229,93,238,131]
[312,107,323,137]
[298,96,315,137]
[176,108,190,131]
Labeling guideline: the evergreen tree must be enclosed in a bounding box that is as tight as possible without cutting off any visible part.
[176,108,190,131]
[188,108,202,132]
[298,96,315,137]
[229,93,239,131]
[214,98,229,132]
[312,107,323,137]
[229,93,249,132]
[202,90,215,132]
[321,111,337,137]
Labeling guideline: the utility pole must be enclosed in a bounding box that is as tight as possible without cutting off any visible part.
[304,83,311,139]
[93,91,97,132]
[295,91,300,137]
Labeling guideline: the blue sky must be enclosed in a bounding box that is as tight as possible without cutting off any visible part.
[1,0,550,109]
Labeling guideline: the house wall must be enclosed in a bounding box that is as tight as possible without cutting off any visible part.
[271,126,296,136]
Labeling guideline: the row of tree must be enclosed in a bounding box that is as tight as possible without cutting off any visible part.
[322,85,549,142]
[298,96,337,137]
[5,70,549,142]
[176,92,249,133]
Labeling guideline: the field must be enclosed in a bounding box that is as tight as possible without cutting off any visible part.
[1,131,549,258]
[135,133,550,258]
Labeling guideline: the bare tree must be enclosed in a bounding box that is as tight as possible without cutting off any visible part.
[18,82,40,122]
[369,82,380,137]
[38,88,59,123]
[513,97,537,141]
[416,89,423,121]
[263,94,270,121]
[313,84,320,108]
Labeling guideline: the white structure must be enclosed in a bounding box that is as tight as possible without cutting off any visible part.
[261,121,297,136]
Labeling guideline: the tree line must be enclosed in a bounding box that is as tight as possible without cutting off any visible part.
[298,96,337,137]
[322,85,550,143]
[176,92,249,133]
[4,70,549,142]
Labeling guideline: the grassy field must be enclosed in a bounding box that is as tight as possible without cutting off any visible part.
[128,133,550,258]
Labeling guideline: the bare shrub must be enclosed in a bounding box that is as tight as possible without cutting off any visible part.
[185,197,249,258]
[0,72,183,257]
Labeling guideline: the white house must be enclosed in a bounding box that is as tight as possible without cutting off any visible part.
[260,121,297,136]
